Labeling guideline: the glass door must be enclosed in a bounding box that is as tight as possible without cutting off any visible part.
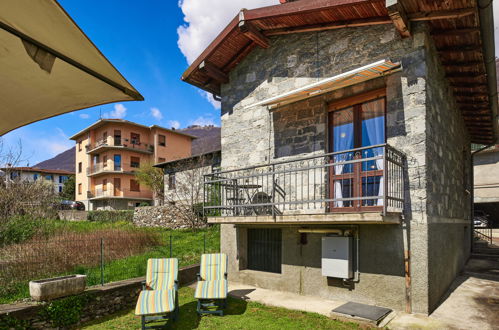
[328,96,385,212]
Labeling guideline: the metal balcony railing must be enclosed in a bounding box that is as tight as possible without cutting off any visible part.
[86,163,139,175]
[203,144,406,217]
[86,138,154,153]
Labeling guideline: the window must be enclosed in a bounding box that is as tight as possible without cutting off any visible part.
[78,141,82,151]
[247,228,282,273]
[328,91,386,211]
[103,155,108,168]
[114,130,122,146]
[130,179,140,192]
[103,131,108,141]
[33,174,38,181]
[78,162,82,173]
[131,156,140,168]
[158,135,166,147]
[168,173,176,190]
[78,183,82,195]
[58,186,62,193]
[114,154,121,171]
[158,157,166,163]
[59,176,68,184]
[45,175,53,181]
[103,179,107,191]
[131,133,140,145]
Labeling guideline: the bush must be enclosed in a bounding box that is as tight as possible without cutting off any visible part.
[0,216,39,247]
[87,210,134,222]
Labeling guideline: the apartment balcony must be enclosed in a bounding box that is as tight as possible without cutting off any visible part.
[86,138,154,155]
[86,163,138,177]
[87,188,152,200]
[203,144,406,225]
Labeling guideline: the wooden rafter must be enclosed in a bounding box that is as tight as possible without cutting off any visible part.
[239,12,270,49]
[408,8,475,21]
[438,44,482,54]
[198,61,229,84]
[431,28,480,36]
[386,0,410,38]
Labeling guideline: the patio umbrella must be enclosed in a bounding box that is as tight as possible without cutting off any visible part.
[0,0,143,136]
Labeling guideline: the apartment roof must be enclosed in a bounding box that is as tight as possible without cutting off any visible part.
[154,149,221,170]
[69,119,198,140]
[0,167,74,175]
[181,0,497,144]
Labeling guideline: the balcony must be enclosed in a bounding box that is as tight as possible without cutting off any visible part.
[87,188,152,200]
[86,163,138,177]
[203,144,405,225]
[86,138,154,154]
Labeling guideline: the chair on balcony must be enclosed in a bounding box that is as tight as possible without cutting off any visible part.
[195,253,228,316]
[135,258,179,329]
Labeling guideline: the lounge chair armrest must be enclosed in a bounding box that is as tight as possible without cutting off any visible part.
[197,273,202,281]
[224,272,228,280]
[141,280,146,290]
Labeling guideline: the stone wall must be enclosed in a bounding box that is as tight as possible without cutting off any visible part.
[0,264,199,329]
[57,210,88,221]
[133,205,205,229]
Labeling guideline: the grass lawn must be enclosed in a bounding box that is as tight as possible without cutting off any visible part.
[0,220,220,304]
[82,287,359,330]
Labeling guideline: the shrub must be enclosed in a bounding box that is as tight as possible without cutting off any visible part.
[40,294,91,327]
[87,210,134,222]
[0,216,40,247]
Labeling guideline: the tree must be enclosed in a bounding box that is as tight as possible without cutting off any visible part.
[134,163,165,205]
[60,175,75,200]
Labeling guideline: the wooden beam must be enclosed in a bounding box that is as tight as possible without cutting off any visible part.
[442,62,484,70]
[454,92,489,97]
[386,0,410,38]
[438,44,482,54]
[239,17,270,49]
[431,28,480,36]
[447,72,486,79]
[198,61,229,84]
[264,17,391,36]
[451,83,487,88]
[223,41,257,72]
[408,8,475,21]
[457,102,489,107]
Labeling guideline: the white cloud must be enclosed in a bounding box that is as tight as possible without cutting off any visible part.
[190,116,215,126]
[177,0,278,109]
[150,107,163,120]
[103,103,127,119]
[167,120,181,129]
[79,113,90,119]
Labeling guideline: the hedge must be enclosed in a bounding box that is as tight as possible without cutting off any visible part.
[87,210,134,222]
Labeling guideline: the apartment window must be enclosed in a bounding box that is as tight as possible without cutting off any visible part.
[168,173,176,190]
[158,135,166,147]
[114,154,121,171]
[59,176,68,184]
[158,157,166,163]
[103,131,108,141]
[131,156,140,168]
[45,175,53,181]
[103,155,108,168]
[58,186,62,193]
[78,141,82,152]
[33,174,38,181]
[247,228,282,273]
[130,179,140,192]
[114,130,122,146]
[78,162,82,173]
[78,183,82,195]
[131,133,140,145]
[103,179,107,191]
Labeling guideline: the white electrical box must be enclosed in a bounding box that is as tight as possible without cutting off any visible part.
[321,236,353,279]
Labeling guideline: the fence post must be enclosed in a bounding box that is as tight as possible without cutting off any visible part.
[169,234,172,258]
[100,238,104,286]
[203,232,206,254]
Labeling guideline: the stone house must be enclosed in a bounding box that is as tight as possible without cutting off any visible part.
[181,0,497,314]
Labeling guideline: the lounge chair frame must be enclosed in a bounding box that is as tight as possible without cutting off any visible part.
[195,254,228,316]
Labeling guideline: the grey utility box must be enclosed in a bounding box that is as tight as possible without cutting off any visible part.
[321,236,353,279]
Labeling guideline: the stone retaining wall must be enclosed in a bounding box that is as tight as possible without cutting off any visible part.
[57,210,88,221]
[133,205,205,229]
[0,264,199,329]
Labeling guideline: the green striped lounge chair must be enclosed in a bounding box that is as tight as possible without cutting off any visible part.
[195,253,228,316]
[135,258,179,329]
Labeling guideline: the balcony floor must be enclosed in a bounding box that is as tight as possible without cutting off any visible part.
[207,212,402,225]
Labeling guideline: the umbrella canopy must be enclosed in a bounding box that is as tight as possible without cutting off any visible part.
[0,0,143,136]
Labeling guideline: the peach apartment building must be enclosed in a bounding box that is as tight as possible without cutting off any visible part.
[70,119,195,210]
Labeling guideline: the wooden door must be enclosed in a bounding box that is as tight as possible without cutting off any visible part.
[328,93,386,212]
[113,178,121,196]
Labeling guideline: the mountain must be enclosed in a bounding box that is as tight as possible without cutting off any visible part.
[34,146,76,172]
[179,125,221,156]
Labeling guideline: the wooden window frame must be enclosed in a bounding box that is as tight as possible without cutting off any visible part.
[327,89,386,213]
[78,162,82,173]
[130,179,140,192]
[131,132,141,145]
[78,183,82,195]
[130,156,140,168]
[103,179,107,191]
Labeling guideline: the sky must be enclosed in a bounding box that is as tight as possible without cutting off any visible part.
[1,0,499,165]
[1,0,278,165]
